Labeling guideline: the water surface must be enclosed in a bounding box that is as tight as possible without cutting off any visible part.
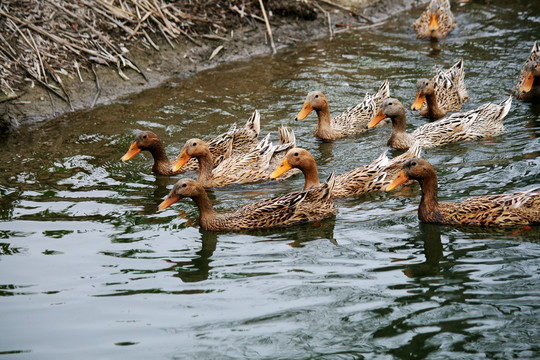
[1,1,539,358]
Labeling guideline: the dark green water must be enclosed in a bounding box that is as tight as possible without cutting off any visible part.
[1,1,539,358]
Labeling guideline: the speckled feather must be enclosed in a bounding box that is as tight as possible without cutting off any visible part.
[388,159,540,226]
[433,190,540,226]
[380,97,511,150]
[168,174,337,231]
[190,127,298,188]
[181,110,260,172]
[419,59,469,115]
[331,80,390,136]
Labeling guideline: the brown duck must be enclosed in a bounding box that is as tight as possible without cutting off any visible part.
[294,80,390,140]
[157,174,337,231]
[171,127,298,188]
[270,144,421,198]
[121,110,260,175]
[386,158,540,226]
[413,0,456,40]
[368,97,512,150]
[411,59,469,119]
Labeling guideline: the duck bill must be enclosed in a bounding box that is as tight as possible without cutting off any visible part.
[121,142,141,161]
[295,102,313,121]
[158,193,180,210]
[171,150,191,172]
[270,158,293,179]
[520,71,534,93]
[368,110,387,128]
[386,170,409,191]
[411,93,425,111]
[428,14,439,32]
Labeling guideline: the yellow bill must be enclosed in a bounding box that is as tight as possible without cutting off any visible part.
[158,193,180,210]
[270,158,292,179]
[411,93,425,111]
[386,169,409,191]
[171,150,191,172]
[368,110,387,128]
[121,142,141,162]
[295,102,313,121]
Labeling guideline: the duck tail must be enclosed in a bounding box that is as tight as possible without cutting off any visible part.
[273,126,296,154]
[256,133,273,154]
[322,171,337,200]
[244,109,261,137]
[530,41,540,61]
[498,96,512,121]
[278,126,296,146]
[373,79,390,106]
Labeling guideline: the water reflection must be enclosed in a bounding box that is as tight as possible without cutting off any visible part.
[403,223,444,278]
[169,230,218,283]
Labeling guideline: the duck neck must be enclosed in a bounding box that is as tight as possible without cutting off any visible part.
[191,192,217,228]
[300,160,320,190]
[314,106,338,139]
[417,170,441,223]
[390,110,408,133]
[196,151,214,186]
[424,93,444,118]
[149,141,170,172]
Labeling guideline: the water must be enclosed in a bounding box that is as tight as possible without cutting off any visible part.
[1,1,540,358]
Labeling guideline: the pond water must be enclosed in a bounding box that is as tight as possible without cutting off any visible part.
[1,1,539,358]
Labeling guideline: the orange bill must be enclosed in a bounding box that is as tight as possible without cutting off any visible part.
[411,93,425,111]
[171,150,191,172]
[368,110,387,128]
[295,101,313,121]
[270,158,292,179]
[386,170,409,191]
[520,71,534,93]
[121,142,141,162]
[158,193,180,210]
[428,14,439,32]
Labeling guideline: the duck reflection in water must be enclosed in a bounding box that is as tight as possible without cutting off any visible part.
[403,223,444,278]
[163,229,218,283]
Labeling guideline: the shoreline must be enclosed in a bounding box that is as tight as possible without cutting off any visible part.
[0,0,421,133]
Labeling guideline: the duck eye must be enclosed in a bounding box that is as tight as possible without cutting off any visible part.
[182,183,187,187]
[142,135,147,139]
[192,142,197,146]
[294,152,299,156]
[315,94,319,98]
[411,161,417,166]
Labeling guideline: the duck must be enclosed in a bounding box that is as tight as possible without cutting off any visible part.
[411,59,469,119]
[386,158,540,226]
[516,41,540,102]
[368,96,512,150]
[157,174,337,231]
[413,0,456,40]
[120,110,260,175]
[270,143,422,198]
[171,126,298,188]
[294,80,390,140]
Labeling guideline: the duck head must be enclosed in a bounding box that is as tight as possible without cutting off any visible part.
[295,91,328,121]
[171,138,210,172]
[121,131,160,161]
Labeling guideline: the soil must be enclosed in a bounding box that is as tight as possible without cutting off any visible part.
[0,0,421,133]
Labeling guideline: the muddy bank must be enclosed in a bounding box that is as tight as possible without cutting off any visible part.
[0,0,421,133]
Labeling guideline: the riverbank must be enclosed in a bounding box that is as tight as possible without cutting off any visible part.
[0,0,421,133]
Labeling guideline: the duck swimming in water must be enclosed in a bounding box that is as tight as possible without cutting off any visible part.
[387,158,540,227]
